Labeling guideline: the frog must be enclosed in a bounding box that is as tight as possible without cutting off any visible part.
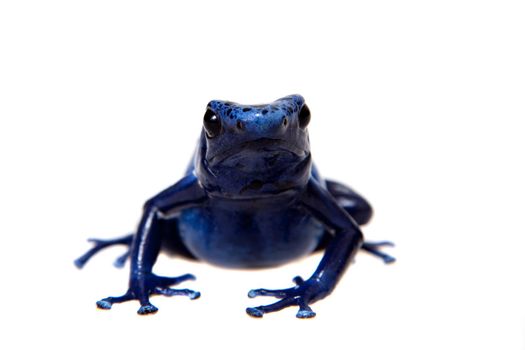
[75,95,395,318]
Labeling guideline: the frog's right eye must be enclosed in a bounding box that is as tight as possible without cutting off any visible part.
[203,109,222,138]
[298,104,311,129]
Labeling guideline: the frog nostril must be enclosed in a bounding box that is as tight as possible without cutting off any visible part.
[236,120,244,131]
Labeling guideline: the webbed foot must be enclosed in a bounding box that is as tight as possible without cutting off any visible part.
[96,273,200,315]
[361,241,396,264]
[74,234,133,269]
[247,276,329,319]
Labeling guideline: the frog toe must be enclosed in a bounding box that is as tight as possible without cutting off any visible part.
[246,298,300,318]
[248,275,306,298]
[113,251,131,268]
[246,307,264,318]
[137,303,159,315]
[247,297,317,319]
[154,273,196,287]
[96,293,134,310]
[296,300,316,318]
[96,299,113,310]
[154,287,201,300]
[296,308,316,318]
[248,288,289,298]
[361,241,396,264]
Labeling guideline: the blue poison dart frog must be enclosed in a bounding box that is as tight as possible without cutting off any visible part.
[75,95,395,318]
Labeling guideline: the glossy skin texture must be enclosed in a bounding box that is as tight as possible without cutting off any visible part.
[76,95,394,318]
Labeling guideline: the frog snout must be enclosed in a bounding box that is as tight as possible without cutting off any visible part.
[229,116,289,138]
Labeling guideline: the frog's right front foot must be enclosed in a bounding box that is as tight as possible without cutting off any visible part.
[96,273,200,315]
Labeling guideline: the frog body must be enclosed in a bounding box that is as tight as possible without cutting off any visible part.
[178,196,325,268]
[76,95,394,318]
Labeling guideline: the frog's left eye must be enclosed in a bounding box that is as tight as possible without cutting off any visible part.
[203,109,222,138]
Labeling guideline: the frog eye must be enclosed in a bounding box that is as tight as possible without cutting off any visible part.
[298,104,311,129]
[203,109,222,138]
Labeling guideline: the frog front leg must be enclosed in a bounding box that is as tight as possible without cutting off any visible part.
[247,178,363,318]
[96,175,207,315]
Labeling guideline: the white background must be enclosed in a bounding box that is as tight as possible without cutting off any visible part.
[1,1,524,349]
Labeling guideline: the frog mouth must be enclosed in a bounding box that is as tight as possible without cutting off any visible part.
[208,138,308,166]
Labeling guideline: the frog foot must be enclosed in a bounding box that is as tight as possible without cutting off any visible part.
[74,234,133,269]
[96,273,200,315]
[361,240,396,264]
[246,276,329,319]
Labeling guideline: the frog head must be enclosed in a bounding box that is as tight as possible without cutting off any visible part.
[195,95,312,198]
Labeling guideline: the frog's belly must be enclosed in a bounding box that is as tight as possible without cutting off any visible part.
[178,206,324,268]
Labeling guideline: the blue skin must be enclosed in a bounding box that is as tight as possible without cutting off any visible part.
[75,95,395,318]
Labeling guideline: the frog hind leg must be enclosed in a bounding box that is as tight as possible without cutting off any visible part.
[74,234,133,269]
[324,179,396,264]
[75,218,196,269]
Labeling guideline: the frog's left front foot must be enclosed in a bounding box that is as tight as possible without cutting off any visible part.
[247,276,329,319]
